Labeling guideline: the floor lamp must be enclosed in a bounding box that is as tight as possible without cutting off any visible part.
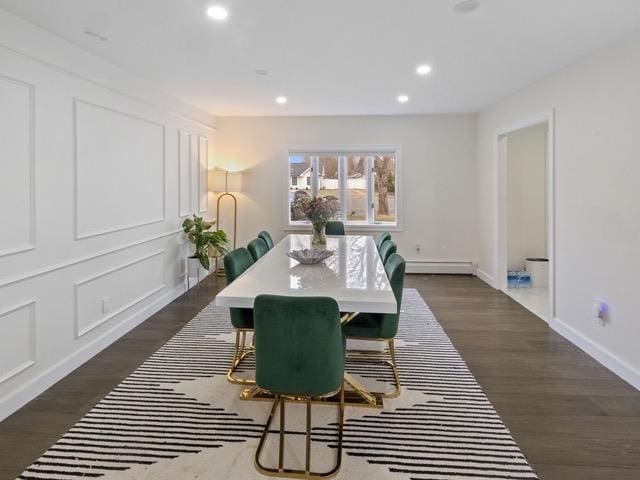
[211,170,242,273]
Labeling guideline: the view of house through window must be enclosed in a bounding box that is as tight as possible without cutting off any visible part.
[288,151,397,226]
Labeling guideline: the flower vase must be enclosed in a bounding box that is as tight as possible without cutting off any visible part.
[311,222,326,247]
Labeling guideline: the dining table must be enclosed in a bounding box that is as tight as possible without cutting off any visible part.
[215,233,398,407]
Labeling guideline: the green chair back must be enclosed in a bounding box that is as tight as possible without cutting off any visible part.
[257,231,274,250]
[379,239,397,265]
[247,238,269,262]
[342,253,405,340]
[375,253,406,339]
[254,295,345,397]
[325,221,345,236]
[223,248,254,329]
[376,232,391,251]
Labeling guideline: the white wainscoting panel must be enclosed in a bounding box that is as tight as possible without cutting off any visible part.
[0,75,34,257]
[178,130,191,217]
[0,300,36,384]
[74,99,166,239]
[0,10,217,422]
[75,250,166,337]
[198,135,208,213]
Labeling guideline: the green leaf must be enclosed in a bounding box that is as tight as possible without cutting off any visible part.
[199,254,210,270]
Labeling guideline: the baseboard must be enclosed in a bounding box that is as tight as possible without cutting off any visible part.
[476,268,497,288]
[0,283,186,422]
[405,260,474,275]
[551,317,640,391]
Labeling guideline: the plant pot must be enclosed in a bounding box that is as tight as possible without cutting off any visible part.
[187,256,207,277]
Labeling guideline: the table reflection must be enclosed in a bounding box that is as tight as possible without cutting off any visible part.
[287,235,387,292]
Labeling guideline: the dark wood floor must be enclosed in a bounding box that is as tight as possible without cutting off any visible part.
[1,274,639,479]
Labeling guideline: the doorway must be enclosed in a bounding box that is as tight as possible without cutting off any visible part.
[496,112,555,322]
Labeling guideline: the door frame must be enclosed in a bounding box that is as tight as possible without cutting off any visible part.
[494,109,556,322]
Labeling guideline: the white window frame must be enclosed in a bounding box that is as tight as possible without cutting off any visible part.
[284,146,402,232]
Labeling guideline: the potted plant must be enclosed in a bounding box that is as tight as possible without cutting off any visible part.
[182,215,229,272]
[292,194,340,246]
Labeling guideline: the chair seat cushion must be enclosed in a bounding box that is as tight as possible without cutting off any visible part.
[342,312,385,338]
[230,307,254,329]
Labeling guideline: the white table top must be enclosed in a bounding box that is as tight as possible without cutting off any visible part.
[215,234,397,314]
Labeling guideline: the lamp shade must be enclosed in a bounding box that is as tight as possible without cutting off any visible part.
[211,170,242,193]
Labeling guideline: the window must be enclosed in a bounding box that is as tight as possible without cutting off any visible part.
[288,150,398,226]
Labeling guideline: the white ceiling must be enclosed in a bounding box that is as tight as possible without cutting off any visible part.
[1,0,640,116]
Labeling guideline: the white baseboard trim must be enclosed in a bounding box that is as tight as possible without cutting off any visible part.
[0,283,187,422]
[551,317,640,391]
[406,260,474,275]
[475,268,496,288]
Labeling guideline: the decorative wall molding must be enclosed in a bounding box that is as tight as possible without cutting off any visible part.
[73,98,166,240]
[198,135,208,213]
[0,284,184,422]
[178,129,192,217]
[551,317,640,391]
[0,74,36,258]
[0,44,216,131]
[0,229,181,289]
[0,300,36,385]
[74,250,166,338]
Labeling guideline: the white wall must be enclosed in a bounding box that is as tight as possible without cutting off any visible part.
[214,115,478,272]
[476,30,640,389]
[0,9,216,420]
[506,124,547,270]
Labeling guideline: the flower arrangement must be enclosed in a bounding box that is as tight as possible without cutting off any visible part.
[292,194,340,245]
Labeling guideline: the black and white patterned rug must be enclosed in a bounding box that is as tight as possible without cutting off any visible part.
[18,289,538,479]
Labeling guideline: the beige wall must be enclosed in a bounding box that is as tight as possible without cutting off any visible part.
[476,30,640,388]
[214,114,478,268]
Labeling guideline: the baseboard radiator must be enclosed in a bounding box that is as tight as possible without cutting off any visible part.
[405,260,475,275]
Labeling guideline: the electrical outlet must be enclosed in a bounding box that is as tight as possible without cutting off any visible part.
[101,297,111,314]
[440,246,448,257]
[592,300,609,325]
[415,244,421,253]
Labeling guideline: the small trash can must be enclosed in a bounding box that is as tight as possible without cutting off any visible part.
[526,258,549,288]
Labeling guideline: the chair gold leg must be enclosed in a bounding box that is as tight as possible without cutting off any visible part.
[344,338,401,398]
[227,329,256,385]
[254,384,344,479]
[385,339,402,398]
[278,396,285,473]
[305,397,311,475]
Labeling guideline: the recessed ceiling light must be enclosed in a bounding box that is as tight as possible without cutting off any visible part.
[416,64,432,76]
[397,95,409,104]
[453,0,480,14]
[206,5,229,21]
[276,96,288,104]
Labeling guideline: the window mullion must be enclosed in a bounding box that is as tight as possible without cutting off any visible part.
[338,156,347,221]
[310,156,319,196]
[366,155,374,224]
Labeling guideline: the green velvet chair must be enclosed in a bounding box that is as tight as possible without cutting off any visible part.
[223,248,256,384]
[325,221,345,236]
[343,253,405,398]
[254,294,345,479]
[379,239,397,265]
[257,230,274,250]
[376,232,391,252]
[247,237,269,262]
